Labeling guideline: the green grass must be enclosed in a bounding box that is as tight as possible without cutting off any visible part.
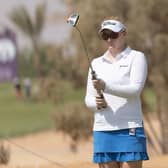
[0,81,155,138]
[0,82,85,138]
[0,82,56,137]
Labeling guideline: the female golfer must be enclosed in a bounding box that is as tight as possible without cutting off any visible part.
[85,16,149,168]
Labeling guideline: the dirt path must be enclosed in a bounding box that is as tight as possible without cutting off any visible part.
[3,130,93,167]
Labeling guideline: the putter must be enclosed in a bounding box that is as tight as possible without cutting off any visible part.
[67,13,106,109]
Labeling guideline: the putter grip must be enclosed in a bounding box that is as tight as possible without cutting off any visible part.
[91,71,106,109]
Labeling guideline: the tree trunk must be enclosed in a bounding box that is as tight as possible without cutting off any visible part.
[158,87,168,153]
[34,50,41,78]
[152,73,168,153]
[32,37,41,78]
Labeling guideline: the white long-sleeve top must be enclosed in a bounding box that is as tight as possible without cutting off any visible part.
[85,47,148,131]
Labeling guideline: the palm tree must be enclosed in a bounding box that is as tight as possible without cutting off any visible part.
[9,3,46,77]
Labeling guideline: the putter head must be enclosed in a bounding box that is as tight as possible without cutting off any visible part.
[67,13,79,27]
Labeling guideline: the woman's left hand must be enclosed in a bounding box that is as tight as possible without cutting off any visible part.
[92,79,105,92]
[96,95,107,109]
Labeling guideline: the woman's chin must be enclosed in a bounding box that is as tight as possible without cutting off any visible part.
[108,45,115,50]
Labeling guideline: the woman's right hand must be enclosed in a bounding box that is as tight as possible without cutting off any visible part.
[96,95,107,109]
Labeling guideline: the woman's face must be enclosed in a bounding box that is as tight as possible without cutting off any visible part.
[100,29,126,48]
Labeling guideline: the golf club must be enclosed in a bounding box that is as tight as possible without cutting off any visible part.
[67,13,106,109]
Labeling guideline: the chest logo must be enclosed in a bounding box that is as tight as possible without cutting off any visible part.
[120,65,128,67]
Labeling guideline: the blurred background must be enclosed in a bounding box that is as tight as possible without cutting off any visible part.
[0,0,167,167]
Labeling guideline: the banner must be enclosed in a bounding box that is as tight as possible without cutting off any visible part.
[0,29,17,82]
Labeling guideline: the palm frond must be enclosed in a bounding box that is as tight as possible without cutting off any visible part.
[9,6,35,37]
[35,2,46,36]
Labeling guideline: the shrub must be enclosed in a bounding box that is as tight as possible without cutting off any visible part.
[52,102,93,152]
[31,77,74,104]
[0,143,10,164]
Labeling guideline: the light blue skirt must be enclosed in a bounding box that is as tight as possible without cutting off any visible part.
[93,127,149,163]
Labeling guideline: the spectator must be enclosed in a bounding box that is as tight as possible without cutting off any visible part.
[24,77,31,98]
[13,77,22,98]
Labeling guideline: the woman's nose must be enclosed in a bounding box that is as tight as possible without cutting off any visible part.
[107,38,111,42]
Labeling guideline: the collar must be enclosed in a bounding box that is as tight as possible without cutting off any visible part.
[102,46,131,63]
